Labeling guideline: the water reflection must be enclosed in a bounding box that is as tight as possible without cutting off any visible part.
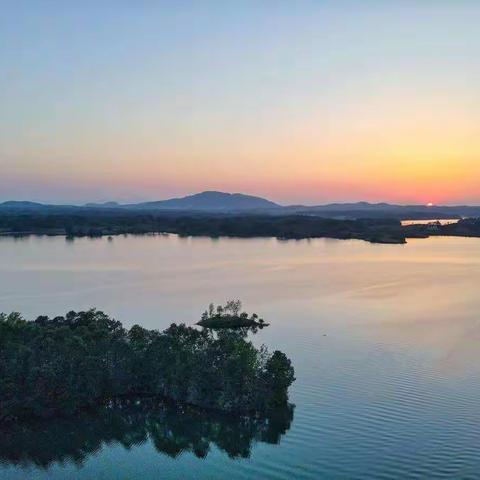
[3,236,480,478]
[0,399,294,470]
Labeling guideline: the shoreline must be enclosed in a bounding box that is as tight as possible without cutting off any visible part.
[1,214,479,244]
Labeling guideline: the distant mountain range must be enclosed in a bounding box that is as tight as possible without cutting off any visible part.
[123,191,280,211]
[2,190,480,220]
[1,192,279,212]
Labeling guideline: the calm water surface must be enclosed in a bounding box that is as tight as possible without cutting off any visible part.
[1,234,480,479]
[400,218,460,226]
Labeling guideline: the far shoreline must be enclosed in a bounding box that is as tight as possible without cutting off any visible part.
[2,223,480,245]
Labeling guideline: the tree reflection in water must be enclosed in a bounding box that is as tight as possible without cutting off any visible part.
[0,398,294,469]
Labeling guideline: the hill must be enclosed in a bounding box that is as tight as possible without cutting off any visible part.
[0,201,45,210]
[2,192,480,219]
[125,191,280,211]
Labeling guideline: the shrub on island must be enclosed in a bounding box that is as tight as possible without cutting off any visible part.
[197,300,269,329]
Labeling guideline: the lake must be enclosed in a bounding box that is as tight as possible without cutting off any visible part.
[400,219,460,226]
[1,234,480,479]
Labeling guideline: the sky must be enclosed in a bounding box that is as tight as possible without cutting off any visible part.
[1,1,480,205]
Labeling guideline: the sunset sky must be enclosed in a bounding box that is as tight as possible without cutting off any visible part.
[1,1,479,205]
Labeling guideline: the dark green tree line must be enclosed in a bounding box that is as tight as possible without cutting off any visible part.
[0,309,295,422]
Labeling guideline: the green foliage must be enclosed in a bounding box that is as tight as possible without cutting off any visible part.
[0,309,295,422]
[0,210,406,244]
[262,351,296,407]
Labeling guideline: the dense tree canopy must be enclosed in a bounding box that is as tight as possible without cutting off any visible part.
[0,308,295,422]
[0,210,406,243]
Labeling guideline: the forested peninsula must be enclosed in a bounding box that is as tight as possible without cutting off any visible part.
[0,304,295,423]
[2,209,480,244]
[0,210,407,243]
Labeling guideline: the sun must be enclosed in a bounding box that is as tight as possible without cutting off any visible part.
[426,202,434,207]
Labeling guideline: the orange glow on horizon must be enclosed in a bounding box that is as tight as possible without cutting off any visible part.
[3,83,480,205]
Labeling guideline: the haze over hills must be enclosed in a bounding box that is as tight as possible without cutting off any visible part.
[84,201,120,208]
[122,191,281,211]
[1,190,480,219]
[0,201,46,209]
[0,192,280,213]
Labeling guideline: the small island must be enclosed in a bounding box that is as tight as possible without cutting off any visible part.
[0,304,295,423]
[197,300,269,329]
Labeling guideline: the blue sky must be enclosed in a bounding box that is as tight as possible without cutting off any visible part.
[1,1,480,204]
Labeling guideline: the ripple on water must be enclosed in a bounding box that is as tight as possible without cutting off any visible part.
[2,235,480,479]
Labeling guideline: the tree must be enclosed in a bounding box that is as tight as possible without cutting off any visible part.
[0,307,294,422]
[224,300,242,316]
[262,351,296,407]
